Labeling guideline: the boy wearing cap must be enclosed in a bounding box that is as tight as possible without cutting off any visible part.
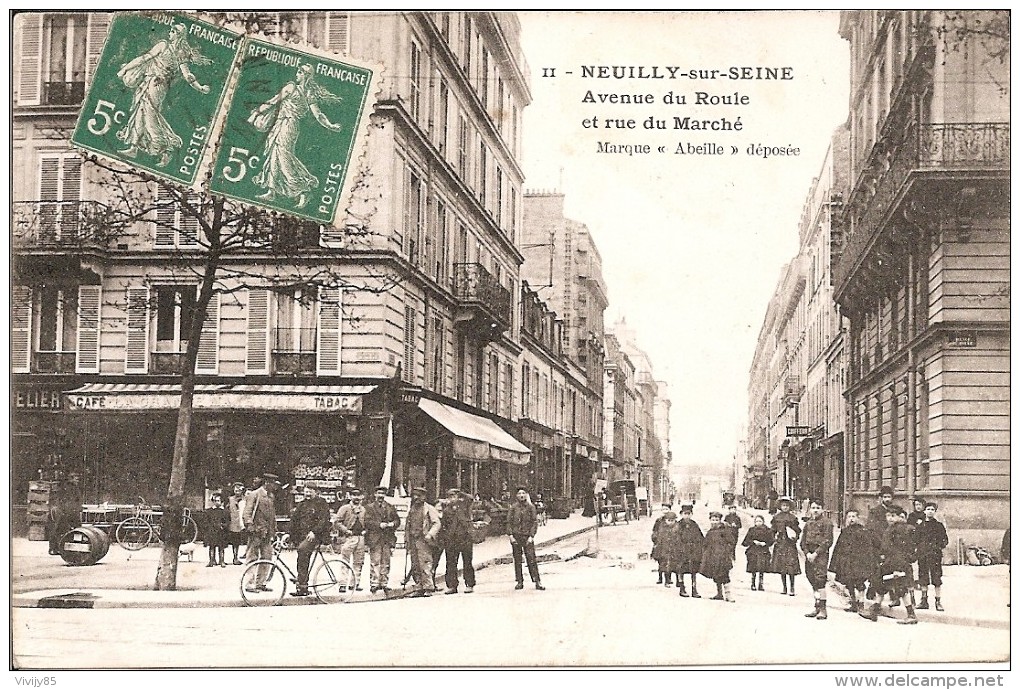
[860,505,919,624]
[676,503,704,597]
[507,487,545,591]
[334,489,368,591]
[651,505,674,585]
[405,487,441,597]
[914,502,949,611]
[700,511,737,602]
[364,485,400,593]
[801,498,834,620]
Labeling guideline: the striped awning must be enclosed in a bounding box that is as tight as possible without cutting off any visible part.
[418,398,530,465]
[64,383,375,413]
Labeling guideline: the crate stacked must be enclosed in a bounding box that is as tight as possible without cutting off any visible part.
[27,480,61,540]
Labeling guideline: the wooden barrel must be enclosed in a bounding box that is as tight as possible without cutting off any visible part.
[59,526,111,566]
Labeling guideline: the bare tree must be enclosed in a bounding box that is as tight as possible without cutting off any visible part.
[937,10,1009,95]
[75,144,396,590]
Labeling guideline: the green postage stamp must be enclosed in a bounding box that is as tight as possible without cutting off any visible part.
[208,38,377,225]
[71,12,241,188]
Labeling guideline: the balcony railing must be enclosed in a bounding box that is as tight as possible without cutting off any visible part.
[33,352,76,374]
[13,201,110,249]
[453,263,512,326]
[42,81,85,106]
[151,352,185,375]
[834,122,1009,295]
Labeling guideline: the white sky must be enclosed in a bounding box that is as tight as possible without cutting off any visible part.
[518,11,850,472]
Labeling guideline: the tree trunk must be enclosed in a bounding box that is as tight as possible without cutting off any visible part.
[154,252,220,590]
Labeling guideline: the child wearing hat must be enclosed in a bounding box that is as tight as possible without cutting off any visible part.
[769,496,801,596]
[828,509,879,613]
[700,511,737,602]
[859,504,919,624]
[741,514,774,591]
[914,501,948,611]
[651,511,680,586]
[676,503,705,597]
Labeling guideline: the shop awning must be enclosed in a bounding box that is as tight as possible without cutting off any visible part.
[418,398,530,465]
[64,383,375,413]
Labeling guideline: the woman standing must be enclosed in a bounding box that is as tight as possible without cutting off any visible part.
[741,514,775,591]
[769,496,802,596]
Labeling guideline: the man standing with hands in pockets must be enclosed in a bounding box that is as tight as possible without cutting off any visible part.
[364,485,400,593]
[507,487,546,591]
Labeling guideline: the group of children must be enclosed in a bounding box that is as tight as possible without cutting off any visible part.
[651,489,950,626]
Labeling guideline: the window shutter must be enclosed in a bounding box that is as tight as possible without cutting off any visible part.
[124,286,149,373]
[316,287,342,374]
[75,285,102,373]
[12,286,33,373]
[17,13,42,106]
[85,13,111,87]
[62,156,83,239]
[326,12,349,54]
[320,223,343,248]
[177,192,201,247]
[195,293,220,374]
[245,288,270,374]
[403,304,416,383]
[155,187,176,247]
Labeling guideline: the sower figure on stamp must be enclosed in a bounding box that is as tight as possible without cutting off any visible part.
[404,487,442,597]
[801,498,834,620]
[507,487,545,591]
[828,509,879,613]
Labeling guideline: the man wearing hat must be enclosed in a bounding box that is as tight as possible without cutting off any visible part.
[914,501,949,612]
[334,489,368,590]
[801,498,834,620]
[364,485,400,593]
[860,505,919,624]
[288,481,331,596]
[404,487,442,597]
[507,487,545,591]
[242,472,279,592]
[867,486,901,532]
[440,488,476,594]
[226,481,248,564]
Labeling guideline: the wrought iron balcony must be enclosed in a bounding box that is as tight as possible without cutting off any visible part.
[42,81,85,106]
[834,122,1009,297]
[453,263,512,340]
[13,201,110,249]
[271,327,317,375]
[151,352,186,375]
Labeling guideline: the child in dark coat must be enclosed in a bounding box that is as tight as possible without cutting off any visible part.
[859,505,919,624]
[701,511,737,602]
[828,509,879,613]
[204,492,229,567]
[770,496,801,596]
[742,514,774,591]
[914,501,949,612]
[724,505,743,557]
[651,508,677,585]
[676,504,705,598]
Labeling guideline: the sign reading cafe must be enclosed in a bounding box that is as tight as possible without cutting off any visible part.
[71,11,379,226]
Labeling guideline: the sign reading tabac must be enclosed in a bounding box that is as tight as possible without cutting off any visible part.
[209,39,377,225]
[71,12,241,188]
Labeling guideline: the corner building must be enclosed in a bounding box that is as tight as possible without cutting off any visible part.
[12,11,533,525]
[835,11,1009,550]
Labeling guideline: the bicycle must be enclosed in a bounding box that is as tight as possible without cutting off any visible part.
[114,498,199,551]
[240,537,357,607]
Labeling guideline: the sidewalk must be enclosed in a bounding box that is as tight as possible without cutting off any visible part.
[11,511,598,609]
[733,504,1011,630]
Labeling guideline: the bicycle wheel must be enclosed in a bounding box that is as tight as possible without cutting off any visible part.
[180,515,199,546]
[311,558,357,604]
[240,560,287,606]
[115,517,153,550]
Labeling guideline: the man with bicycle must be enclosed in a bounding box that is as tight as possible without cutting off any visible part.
[289,481,332,597]
[243,472,279,592]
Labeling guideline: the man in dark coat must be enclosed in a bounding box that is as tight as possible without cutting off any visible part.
[441,488,476,594]
[288,481,332,596]
[364,485,400,593]
[405,486,441,597]
[651,503,674,584]
[828,509,879,612]
[723,505,742,558]
[47,476,81,556]
[676,503,704,598]
[507,487,545,591]
[866,486,904,605]
[801,498,834,620]
[914,501,949,611]
[242,472,279,593]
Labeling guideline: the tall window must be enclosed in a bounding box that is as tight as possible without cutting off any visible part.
[409,41,422,122]
[36,287,77,353]
[43,13,87,103]
[436,77,449,152]
[273,289,316,353]
[890,383,900,487]
[38,153,82,242]
[461,15,472,74]
[457,115,469,179]
[404,166,424,264]
[403,304,417,383]
[918,369,930,488]
[478,138,487,204]
[427,314,444,392]
[154,285,197,352]
[487,352,499,412]
[495,167,503,229]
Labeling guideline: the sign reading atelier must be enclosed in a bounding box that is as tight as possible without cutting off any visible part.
[208,38,376,225]
[71,12,242,188]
